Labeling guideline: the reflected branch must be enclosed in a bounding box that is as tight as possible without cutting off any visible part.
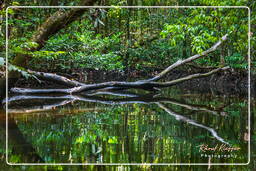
[5,91,226,116]
[156,102,229,145]
[8,99,74,114]
[4,91,230,146]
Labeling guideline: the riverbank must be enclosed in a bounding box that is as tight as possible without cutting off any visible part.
[0,67,253,99]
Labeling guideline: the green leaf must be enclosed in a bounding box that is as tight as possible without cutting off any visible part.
[8,64,31,79]
[108,136,118,144]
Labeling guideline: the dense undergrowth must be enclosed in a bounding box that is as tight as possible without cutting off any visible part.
[0,0,255,79]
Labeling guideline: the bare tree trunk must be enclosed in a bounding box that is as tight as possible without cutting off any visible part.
[10,66,229,94]
[9,34,229,94]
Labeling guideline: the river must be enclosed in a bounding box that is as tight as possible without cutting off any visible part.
[1,84,250,167]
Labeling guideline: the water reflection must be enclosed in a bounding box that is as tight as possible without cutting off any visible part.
[3,87,248,164]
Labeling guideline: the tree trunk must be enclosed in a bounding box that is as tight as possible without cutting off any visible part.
[10,34,230,95]
[10,66,229,94]
[9,0,99,83]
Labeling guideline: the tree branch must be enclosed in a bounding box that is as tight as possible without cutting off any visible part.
[10,34,230,94]
[144,34,228,82]
[10,0,99,81]
[31,0,99,50]
[11,66,229,94]
[27,69,85,87]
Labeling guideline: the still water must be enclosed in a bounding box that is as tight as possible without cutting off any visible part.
[3,86,249,165]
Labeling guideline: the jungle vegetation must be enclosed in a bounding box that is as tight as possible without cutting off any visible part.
[0,0,255,170]
[0,0,254,83]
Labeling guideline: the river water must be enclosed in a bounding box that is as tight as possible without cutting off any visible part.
[1,84,250,167]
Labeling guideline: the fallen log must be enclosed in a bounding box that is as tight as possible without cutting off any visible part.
[11,34,229,94]
[11,66,229,94]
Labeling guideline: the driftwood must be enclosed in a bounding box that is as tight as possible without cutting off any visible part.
[10,34,229,94]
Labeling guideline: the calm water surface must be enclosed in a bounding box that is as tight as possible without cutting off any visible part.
[3,86,249,165]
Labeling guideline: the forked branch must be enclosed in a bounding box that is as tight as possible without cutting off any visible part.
[11,34,229,94]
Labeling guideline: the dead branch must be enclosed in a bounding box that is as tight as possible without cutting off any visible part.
[27,69,85,87]
[10,34,229,95]
[11,66,229,94]
[144,34,228,82]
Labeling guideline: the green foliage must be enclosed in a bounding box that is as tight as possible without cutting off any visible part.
[4,1,254,75]
[28,20,124,71]
[127,40,177,69]
[225,53,247,69]
[160,8,248,67]
[8,64,31,79]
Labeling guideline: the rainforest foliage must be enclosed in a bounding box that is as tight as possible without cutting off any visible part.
[0,1,255,169]
[0,0,255,79]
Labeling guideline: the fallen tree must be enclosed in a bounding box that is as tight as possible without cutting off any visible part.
[10,34,229,94]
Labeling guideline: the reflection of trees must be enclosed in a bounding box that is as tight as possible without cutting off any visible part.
[0,109,43,163]
[5,90,230,147]
[156,103,228,144]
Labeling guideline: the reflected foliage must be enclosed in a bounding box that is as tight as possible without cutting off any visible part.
[6,87,248,164]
